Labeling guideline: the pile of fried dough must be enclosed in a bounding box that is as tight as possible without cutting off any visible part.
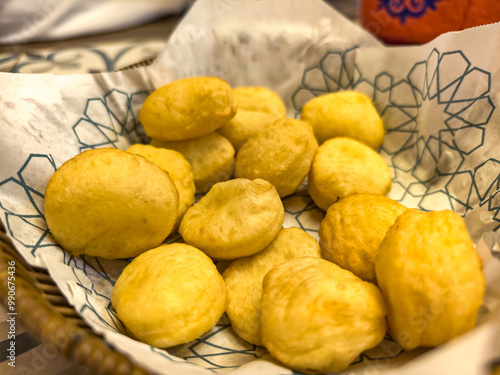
[43,77,485,374]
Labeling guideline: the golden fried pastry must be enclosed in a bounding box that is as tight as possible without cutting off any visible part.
[232,86,286,116]
[127,144,195,231]
[307,137,391,211]
[111,243,226,348]
[223,227,321,345]
[319,194,407,283]
[300,90,384,148]
[44,148,179,259]
[261,257,387,373]
[179,178,284,259]
[375,209,486,350]
[217,87,287,150]
[234,118,318,198]
[151,132,235,193]
[139,77,236,141]
[217,110,282,150]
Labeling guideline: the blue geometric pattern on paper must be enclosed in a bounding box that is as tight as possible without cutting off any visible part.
[10,45,161,74]
[293,47,499,234]
[0,154,60,257]
[282,185,325,237]
[349,332,404,367]
[180,316,262,371]
[73,89,149,152]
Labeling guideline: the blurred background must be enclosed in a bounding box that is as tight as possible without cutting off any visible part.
[2,0,499,74]
[0,0,360,74]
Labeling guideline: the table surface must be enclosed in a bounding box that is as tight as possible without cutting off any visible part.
[0,2,359,374]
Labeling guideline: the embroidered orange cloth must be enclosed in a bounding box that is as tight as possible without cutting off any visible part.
[360,0,500,44]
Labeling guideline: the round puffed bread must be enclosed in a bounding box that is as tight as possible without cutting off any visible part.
[111,243,226,348]
[217,86,287,150]
[126,144,195,231]
[44,148,179,259]
[261,257,387,373]
[319,194,407,283]
[232,86,286,116]
[179,178,284,260]
[235,118,318,198]
[217,110,283,151]
[300,90,384,148]
[375,209,486,350]
[151,132,235,193]
[139,77,236,141]
[307,137,392,211]
[223,227,321,345]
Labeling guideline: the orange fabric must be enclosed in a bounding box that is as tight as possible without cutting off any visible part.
[360,0,500,44]
[463,0,500,28]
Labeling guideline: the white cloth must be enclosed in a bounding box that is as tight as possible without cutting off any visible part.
[0,0,190,45]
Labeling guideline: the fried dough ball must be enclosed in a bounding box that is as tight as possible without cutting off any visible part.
[319,194,407,283]
[139,77,236,141]
[151,132,235,193]
[217,110,282,150]
[111,243,226,348]
[375,209,486,350]
[307,137,391,211]
[300,91,384,148]
[235,118,318,198]
[232,86,287,116]
[44,148,179,259]
[127,144,195,231]
[261,257,387,373]
[217,87,287,150]
[223,227,321,345]
[179,178,284,259]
